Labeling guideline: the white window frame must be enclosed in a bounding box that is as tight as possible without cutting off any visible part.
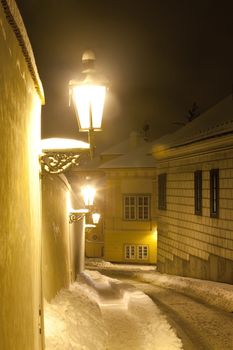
[124,245,136,260]
[123,194,150,221]
[123,195,137,220]
[137,245,149,260]
[124,244,149,260]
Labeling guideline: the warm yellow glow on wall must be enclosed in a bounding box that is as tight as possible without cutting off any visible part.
[152,227,158,241]
[29,96,42,157]
[66,190,72,213]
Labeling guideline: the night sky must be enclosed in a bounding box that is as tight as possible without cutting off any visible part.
[16,0,233,151]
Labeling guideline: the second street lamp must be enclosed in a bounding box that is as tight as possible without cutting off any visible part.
[69,50,108,159]
[81,185,96,207]
[92,212,101,224]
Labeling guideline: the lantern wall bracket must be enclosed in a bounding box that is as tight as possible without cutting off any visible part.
[69,209,89,224]
[40,149,89,175]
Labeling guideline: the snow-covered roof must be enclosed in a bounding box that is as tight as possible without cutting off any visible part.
[153,95,233,150]
[99,142,156,169]
[71,156,102,172]
[100,139,130,155]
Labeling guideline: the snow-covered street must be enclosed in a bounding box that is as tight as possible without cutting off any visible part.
[44,259,233,350]
[112,278,233,350]
[44,270,182,350]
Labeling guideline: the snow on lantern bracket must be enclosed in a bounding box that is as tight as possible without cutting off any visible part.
[69,50,108,159]
[40,138,90,174]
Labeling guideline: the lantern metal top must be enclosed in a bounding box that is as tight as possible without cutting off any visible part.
[82,50,96,62]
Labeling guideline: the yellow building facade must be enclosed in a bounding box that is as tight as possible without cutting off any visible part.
[68,133,158,265]
[103,169,157,264]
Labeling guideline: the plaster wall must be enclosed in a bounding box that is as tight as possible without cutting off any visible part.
[0,2,42,349]
[85,219,104,258]
[42,174,82,301]
[157,145,233,283]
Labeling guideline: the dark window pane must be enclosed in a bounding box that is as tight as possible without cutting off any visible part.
[130,207,135,219]
[138,207,143,219]
[210,169,219,218]
[130,197,135,205]
[138,197,143,205]
[194,170,202,215]
[144,207,149,219]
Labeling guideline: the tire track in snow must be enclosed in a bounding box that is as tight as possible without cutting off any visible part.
[116,278,233,350]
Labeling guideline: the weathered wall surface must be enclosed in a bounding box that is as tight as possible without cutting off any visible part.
[42,174,82,301]
[0,1,43,349]
[157,145,233,283]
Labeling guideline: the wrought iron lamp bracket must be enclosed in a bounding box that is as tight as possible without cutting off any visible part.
[69,212,85,224]
[40,150,90,174]
[69,209,89,224]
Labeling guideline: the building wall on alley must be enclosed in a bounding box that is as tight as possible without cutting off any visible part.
[104,170,157,264]
[0,1,44,350]
[154,97,233,283]
[42,174,82,301]
[156,145,233,283]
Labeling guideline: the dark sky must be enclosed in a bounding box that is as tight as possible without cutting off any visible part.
[16,0,233,151]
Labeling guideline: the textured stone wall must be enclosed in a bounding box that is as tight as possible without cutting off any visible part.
[157,146,233,283]
[0,1,43,349]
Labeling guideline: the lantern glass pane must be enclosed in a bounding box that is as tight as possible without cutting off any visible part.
[81,185,96,206]
[72,85,106,131]
[92,212,101,224]
[90,85,106,129]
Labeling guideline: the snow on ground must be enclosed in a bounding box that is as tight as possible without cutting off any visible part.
[44,282,108,350]
[135,271,233,313]
[86,258,233,313]
[44,269,183,350]
[45,258,233,349]
[85,258,156,272]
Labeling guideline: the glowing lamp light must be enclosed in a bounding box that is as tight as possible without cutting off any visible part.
[92,212,101,224]
[69,50,108,158]
[82,185,96,206]
[72,85,106,131]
